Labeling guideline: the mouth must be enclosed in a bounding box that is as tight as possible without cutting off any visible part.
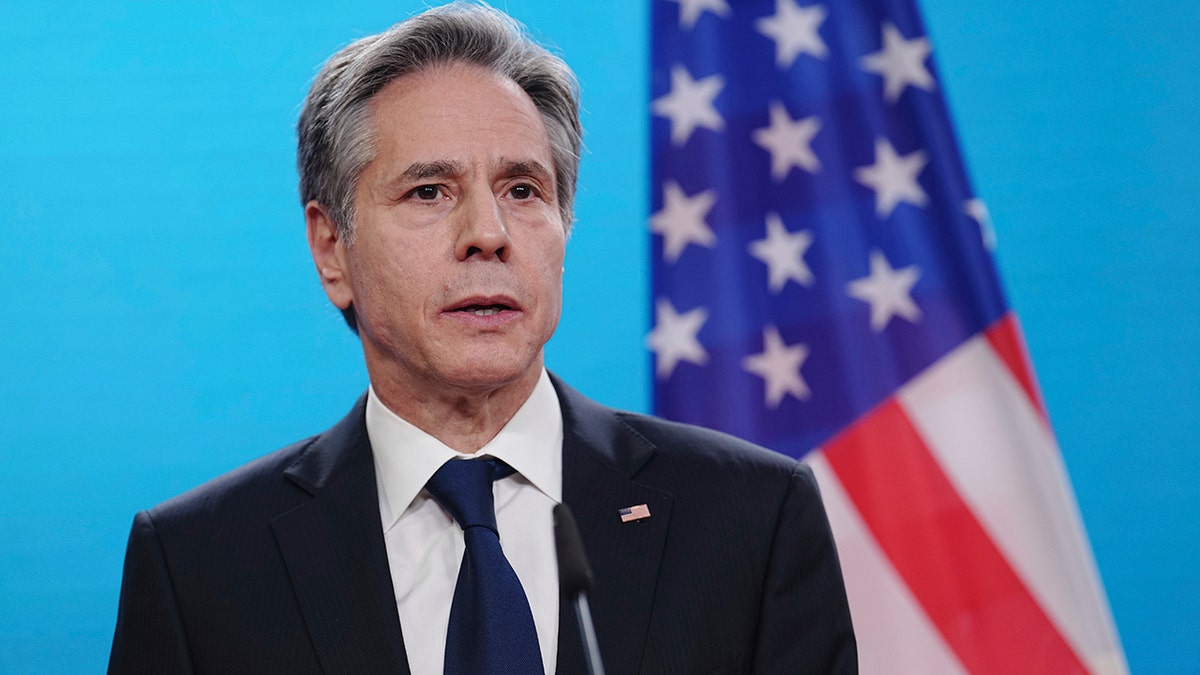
[456,304,511,317]
[444,295,522,319]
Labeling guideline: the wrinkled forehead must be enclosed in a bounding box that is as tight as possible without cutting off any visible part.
[362,62,556,176]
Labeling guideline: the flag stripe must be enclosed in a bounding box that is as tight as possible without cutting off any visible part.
[900,321,1126,673]
[983,314,1046,418]
[823,395,1089,674]
[809,453,969,674]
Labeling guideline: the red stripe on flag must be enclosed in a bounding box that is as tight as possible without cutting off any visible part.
[824,398,1088,674]
[985,313,1047,419]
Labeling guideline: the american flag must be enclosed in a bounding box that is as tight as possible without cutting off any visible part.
[619,504,653,523]
[647,0,1126,672]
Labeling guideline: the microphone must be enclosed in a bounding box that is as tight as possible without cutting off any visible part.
[553,503,606,675]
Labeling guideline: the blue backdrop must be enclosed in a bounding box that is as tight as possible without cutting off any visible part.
[1,2,1196,672]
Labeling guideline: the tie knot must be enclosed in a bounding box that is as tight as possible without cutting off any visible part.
[426,458,513,532]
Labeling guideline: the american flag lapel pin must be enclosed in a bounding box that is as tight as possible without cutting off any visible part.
[619,503,651,523]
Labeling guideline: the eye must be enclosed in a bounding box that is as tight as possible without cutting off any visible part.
[408,185,443,201]
[508,183,537,200]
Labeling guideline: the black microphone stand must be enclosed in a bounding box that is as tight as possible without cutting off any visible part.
[553,503,607,675]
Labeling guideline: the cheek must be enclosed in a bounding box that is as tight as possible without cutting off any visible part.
[352,248,427,318]
[539,245,566,321]
[534,240,566,285]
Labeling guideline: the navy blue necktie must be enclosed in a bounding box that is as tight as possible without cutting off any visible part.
[425,458,544,675]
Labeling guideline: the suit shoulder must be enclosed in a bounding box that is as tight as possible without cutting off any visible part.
[552,374,809,488]
[613,409,805,477]
[146,435,318,529]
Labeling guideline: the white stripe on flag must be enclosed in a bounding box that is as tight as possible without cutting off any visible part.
[897,332,1127,675]
[809,452,968,675]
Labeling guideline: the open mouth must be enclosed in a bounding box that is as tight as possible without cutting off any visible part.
[462,305,508,316]
[452,302,514,317]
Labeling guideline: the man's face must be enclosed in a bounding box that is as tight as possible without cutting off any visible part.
[315,62,567,399]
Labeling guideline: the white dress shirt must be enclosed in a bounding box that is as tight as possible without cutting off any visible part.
[368,369,563,675]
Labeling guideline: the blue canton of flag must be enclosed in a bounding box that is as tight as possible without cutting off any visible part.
[648,1,1127,673]
[648,0,1004,453]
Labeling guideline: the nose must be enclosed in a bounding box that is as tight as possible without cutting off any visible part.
[455,191,511,262]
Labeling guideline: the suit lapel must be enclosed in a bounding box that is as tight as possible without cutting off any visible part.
[553,376,674,675]
[272,398,411,675]
[268,382,671,674]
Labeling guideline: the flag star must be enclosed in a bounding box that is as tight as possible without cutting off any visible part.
[742,325,811,408]
[667,0,731,30]
[846,249,922,331]
[755,0,828,68]
[853,137,929,218]
[651,180,717,262]
[752,102,822,180]
[965,198,997,250]
[859,22,935,103]
[748,212,815,292]
[647,299,710,379]
[652,65,726,146]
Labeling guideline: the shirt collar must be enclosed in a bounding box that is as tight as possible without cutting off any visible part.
[367,368,563,531]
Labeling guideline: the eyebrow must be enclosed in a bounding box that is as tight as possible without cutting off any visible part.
[400,160,466,181]
[498,159,553,182]
[391,157,554,187]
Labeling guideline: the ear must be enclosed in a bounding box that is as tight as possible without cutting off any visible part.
[305,201,354,310]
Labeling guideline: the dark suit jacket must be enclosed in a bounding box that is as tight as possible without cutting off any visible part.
[109,375,856,674]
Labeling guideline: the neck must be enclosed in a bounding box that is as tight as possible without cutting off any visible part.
[367,363,543,454]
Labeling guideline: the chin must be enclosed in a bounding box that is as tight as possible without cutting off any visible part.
[440,356,540,392]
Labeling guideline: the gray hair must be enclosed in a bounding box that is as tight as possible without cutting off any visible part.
[296,2,582,242]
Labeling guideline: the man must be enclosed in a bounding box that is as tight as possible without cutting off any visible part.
[109,4,856,674]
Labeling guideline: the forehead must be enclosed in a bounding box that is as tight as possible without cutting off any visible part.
[364,62,553,168]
